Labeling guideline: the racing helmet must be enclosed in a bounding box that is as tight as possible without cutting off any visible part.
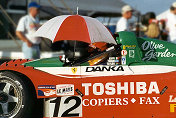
[54,40,90,63]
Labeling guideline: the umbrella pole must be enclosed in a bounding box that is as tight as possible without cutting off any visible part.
[73,40,76,61]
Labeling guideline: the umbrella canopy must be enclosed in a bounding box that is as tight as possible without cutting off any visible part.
[35,15,117,45]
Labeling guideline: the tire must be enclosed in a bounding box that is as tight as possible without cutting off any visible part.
[0,71,38,118]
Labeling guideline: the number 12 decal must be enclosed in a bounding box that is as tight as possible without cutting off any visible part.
[45,96,82,117]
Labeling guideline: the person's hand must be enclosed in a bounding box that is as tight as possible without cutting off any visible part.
[26,40,33,47]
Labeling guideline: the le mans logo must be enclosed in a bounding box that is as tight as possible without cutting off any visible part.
[72,67,77,74]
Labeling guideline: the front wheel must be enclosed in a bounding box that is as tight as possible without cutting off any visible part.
[0,71,37,118]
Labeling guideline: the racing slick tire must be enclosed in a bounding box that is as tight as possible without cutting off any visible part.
[0,71,39,118]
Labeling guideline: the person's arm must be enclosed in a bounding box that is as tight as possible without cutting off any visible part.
[16,31,32,47]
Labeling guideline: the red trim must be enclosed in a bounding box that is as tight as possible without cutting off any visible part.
[54,15,91,43]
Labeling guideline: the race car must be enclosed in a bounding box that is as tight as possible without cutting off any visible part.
[1,31,176,118]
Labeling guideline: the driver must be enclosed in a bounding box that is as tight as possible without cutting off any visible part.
[88,53,109,66]
[88,42,122,66]
[88,42,109,66]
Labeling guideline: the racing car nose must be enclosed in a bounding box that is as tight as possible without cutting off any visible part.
[0,92,8,103]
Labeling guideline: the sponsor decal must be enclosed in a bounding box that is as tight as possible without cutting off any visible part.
[56,84,74,96]
[82,97,160,107]
[121,56,126,65]
[43,90,56,97]
[83,98,128,106]
[129,50,135,58]
[142,41,176,61]
[72,67,77,74]
[86,66,124,72]
[125,45,136,49]
[170,104,176,112]
[139,97,160,104]
[123,45,126,50]
[169,95,176,112]
[121,50,127,56]
[122,45,136,50]
[169,95,176,102]
[82,82,160,106]
[38,85,56,96]
[82,82,159,95]
[107,57,120,66]
[38,85,75,97]
[38,85,56,89]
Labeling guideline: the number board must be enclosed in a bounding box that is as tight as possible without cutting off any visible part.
[44,96,82,117]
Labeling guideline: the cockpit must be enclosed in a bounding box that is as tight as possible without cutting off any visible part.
[52,40,122,67]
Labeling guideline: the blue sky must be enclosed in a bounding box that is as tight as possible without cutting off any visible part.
[123,0,175,15]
